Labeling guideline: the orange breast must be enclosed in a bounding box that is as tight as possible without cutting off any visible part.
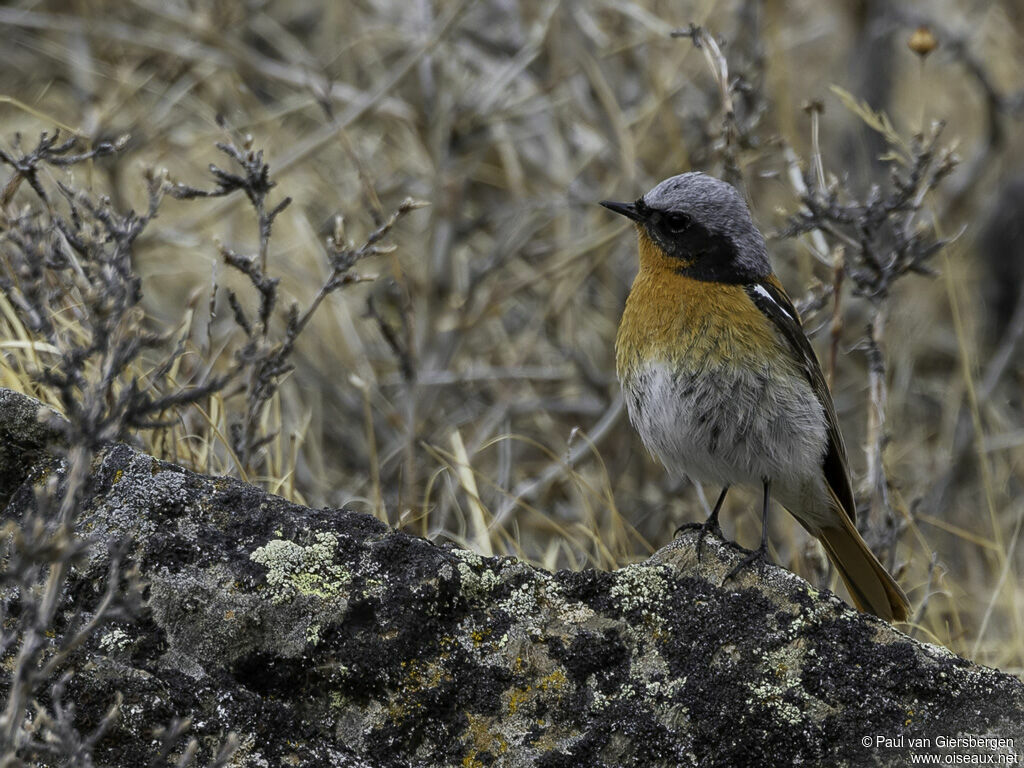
[615,231,780,379]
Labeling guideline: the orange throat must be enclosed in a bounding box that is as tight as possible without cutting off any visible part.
[615,229,778,380]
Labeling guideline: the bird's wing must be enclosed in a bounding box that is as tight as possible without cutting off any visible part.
[743,275,858,525]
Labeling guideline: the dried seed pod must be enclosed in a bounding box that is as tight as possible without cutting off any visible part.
[908,26,937,57]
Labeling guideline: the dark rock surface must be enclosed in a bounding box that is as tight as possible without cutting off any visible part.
[1,387,1022,767]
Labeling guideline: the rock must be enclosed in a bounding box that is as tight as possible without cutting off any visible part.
[1,387,1022,767]
[0,388,64,510]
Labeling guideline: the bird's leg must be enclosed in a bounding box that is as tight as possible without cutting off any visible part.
[675,486,728,562]
[723,479,772,583]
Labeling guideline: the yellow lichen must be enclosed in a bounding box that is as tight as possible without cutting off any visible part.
[470,628,492,647]
[507,687,530,715]
[505,669,567,715]
[462,713,508,767]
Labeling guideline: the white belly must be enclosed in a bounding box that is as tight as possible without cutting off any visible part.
[622,360,830,518]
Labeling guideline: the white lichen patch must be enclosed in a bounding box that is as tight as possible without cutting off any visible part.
[498,581,540,617]
[590,687,614,712]
[644,676,684,701]
[747,677,805,725]
[249,531,351,605]
[496,580,549,638]
[745,646,814,725]
[98,628,133,652]
[783,596,834,639]
[609,563,670,625]
[552,599,596,626]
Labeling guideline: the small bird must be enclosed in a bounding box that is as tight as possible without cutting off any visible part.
[602,172,910,622]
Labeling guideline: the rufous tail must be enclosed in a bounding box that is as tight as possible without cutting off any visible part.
[816,504,910,622]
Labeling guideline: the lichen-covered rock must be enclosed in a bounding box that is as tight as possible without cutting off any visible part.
[1,387,1022,767]
[0,388,64,510]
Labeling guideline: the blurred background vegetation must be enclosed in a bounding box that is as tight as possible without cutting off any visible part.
[1,0,1022,675]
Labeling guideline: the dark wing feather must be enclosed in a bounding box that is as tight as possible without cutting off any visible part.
[743,276,858,525]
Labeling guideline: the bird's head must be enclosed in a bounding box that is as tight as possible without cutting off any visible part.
[601,172,771,283]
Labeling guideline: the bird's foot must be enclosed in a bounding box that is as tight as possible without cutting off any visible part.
[722,541,771,585]
[674,516,724,563]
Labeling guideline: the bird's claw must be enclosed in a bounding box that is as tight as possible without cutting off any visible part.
[675,516,724,563]
[722,541,770,585]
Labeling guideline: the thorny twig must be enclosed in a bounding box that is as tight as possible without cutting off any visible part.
[781,118,958,563]
[0,131,231,765]
[171,136,292,276]
[781,122,958,301]
[172,136,426,473]
[672,23,769,190]
[0,131,127,211]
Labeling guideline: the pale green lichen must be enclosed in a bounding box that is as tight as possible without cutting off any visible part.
[249,531,351,605]
[455,559,502,598]
[452,548,484,566]
[609,563,670,622]
[497,582,542,622]
[306,622,323,645]
[452,548,504,600]
[644,676,684,700]
[747,680,805,725]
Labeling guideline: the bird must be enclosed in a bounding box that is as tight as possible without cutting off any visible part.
[601,172,910,622]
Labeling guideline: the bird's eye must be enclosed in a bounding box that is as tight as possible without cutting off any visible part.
[665,213,690,233]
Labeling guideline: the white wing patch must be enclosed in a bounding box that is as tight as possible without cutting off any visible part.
[752,283,797,321]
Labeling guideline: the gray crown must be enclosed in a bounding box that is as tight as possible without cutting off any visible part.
[641,172,770,281]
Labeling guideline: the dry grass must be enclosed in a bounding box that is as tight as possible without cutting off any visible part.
[1,0,1023,675]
